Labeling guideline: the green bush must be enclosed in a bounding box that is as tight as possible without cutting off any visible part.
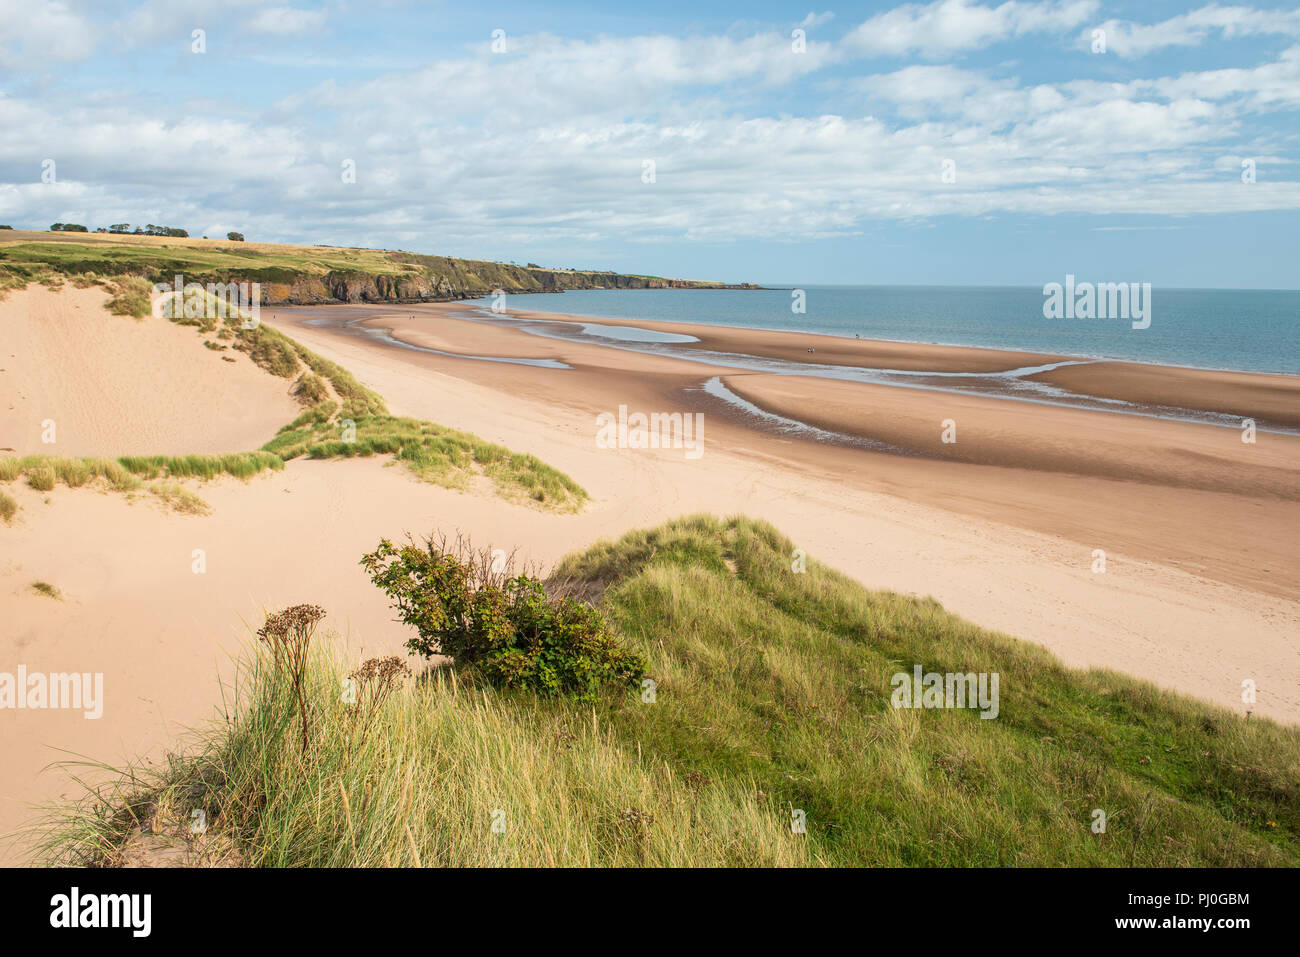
[361,536,645,701]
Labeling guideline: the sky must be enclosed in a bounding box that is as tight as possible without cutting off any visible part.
[1,0,1298,288]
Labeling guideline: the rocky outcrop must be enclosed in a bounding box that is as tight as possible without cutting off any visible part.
[253,273,535,305]
[250,268,760,305]
[532,270,760,291]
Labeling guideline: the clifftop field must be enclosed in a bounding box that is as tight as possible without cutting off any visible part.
[0,229,759,305]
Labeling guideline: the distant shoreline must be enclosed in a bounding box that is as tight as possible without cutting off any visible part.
[279,300,1300,435]
[462,303,1300,431]
[270,297,1300,616]
[452,288,1300,379]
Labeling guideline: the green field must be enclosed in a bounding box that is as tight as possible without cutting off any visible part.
[41,516,1298,867]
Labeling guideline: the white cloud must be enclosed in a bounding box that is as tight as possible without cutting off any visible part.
[1086,4,1300,59]
[1143,45,1300,110]
[799,11,836,29]
[843,0,1098,58]
[119,0,326,47]
[248,7,326,36]
[0,0,96,70]
[286,30,840,126]
[0,2,1297,250]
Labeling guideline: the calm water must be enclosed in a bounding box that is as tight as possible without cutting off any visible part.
[493,286,1299,376]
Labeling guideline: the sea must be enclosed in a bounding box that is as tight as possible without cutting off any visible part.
[491,285,1299,377]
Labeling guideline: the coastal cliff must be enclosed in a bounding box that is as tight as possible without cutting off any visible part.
[0,231,762,305]
[240,264,760,304]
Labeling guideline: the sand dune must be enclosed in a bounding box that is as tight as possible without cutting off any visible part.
[0,285,300,456]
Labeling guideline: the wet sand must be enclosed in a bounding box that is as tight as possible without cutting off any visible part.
[276,301,1300,601]
[1028,361,1300,430]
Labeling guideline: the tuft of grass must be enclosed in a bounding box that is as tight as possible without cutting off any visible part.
[30,581,62,600]
[149,482,211,515]
[26,466,55,492]
[0,269,32,300]
[291,372,329,405]
[229,323,299,378]
[104,276,153,318]
[39,516,1300,868]
[0,489,17,524]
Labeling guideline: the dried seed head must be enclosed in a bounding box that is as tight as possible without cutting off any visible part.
[257,603,326,642]
[349,656,411,685]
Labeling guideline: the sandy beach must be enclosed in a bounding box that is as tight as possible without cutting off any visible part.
[2,290,1298,863]
[279,302,1300,599]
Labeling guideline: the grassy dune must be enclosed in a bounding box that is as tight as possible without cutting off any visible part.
[0,282,586,513]
[264,411,586,510]
[42,516,1299,867]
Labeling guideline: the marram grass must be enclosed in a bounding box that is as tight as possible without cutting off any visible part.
[39,516,1300,868]
[41,651,804,868]
[263,413,587,511]
[0,453,279,489]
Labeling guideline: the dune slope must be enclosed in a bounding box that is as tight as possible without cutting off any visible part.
[0,285,300,456]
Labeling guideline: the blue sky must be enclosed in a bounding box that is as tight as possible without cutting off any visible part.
[1,1,1298,287]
